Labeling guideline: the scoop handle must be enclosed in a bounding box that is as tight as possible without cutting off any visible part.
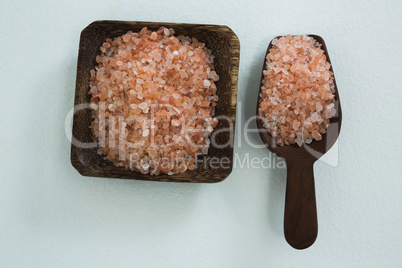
[284,158,318,249]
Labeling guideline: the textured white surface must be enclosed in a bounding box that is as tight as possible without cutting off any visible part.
[1,0,402,267]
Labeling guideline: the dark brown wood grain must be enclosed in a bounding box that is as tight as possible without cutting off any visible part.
[284,158,317,249]
[256,35,342,249]
[71,20,240,183]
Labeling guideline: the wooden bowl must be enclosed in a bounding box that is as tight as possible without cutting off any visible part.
[256,35,342,249]
[71,20,240,183]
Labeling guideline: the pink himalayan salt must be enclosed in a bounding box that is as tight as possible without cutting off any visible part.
[142,129,150,137]
[150,31,157,41]
[258,35,336,146]
[89,27,219,175]
[138,102,148,109]
[312,130,322,141]
[203,79,211,87]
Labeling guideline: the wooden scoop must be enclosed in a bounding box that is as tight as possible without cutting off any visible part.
[256,35,342,249]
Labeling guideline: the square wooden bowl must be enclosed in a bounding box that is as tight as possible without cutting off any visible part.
[71,20,240,183]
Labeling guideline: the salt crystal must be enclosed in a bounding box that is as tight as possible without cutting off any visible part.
[316,102,323,112]
[204,80,211,87]
[150,32,157,41]
[163,28,170,36]
[323,72,330,81]
[292,121,300,130]
[123,34,130,42]
[142,163,150,170]
[139,102,148,109]
[312,130,322,141]
[310,112,320,122]
[209,71,219,81]
[171,119,180,126]
[142,129,150,137]
[269,97,278,105]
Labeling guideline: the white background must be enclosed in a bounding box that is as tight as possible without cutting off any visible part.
[1,0,401,267]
